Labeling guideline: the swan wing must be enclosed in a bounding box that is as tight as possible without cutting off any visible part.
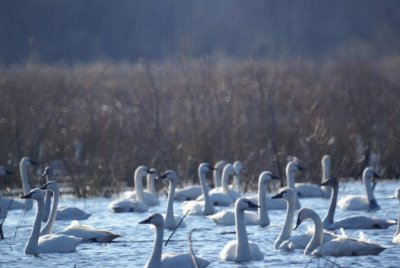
[182,200,205,215]
[161,253,210,268]
[338,195,369,210]
[295,183,323,198]
[59,221,120,243]
[56,206,91,220]
[333,215,396,229]
[175,186,202,201]
[314,238,385,256]
[38,234,81,253]
[219,240,237,261]
[108,198,148,213]
[249,241,264,260]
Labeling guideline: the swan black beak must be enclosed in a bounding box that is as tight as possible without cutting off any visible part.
[20,192,33,199]
[139,216,152,224]
[319,179,329,187]
[297,165,305,171]
[30,160,39,166]
[156,171,169,180]
[207,164,217,171]
[247,200,259,210]
[293,217,302,230]
[271,191,284,199]
[271,174,280,181]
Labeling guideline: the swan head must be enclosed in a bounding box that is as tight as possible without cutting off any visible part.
[235,197,259,211]
[259,171,279,185]
[286,161,304,177]
[135,165,150,179]
[156,170,177,183]
[293,208,317,230]
[139,213,164,227]
[319,177,338,188]
[199,163,216,174]
[39,180,59,192]
[321,155,331,167]
[233,160,243,174]
[20,188,44,201]
[41,166,53,177]
[214,160,227,171]
[0,166,14,176]
[222,163,237,177]
[20,157,38,168]
[363,167,380,181]
[271,188,295,201]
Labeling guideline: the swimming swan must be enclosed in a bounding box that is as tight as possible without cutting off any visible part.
[209,171,278,226]
[219,198,264,262]
[125,167,159,206]
[337,167,381,211]
[20,188,81,255]
[182,163,216,215]
[156,170,187,230]
[139,213,210,268]
[295,155,331,198]
[294,208,385,256]
[392,188,400,244]
[320,177,395,229]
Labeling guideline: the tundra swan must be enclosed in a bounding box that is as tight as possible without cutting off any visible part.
[139,213,210,268]
[294,208,385,256]
[156,170,187,230]
[219,198,264,262]
[20,188,81,254]
[125,167,159,206]
[338,167,381,211]
[392,188,400,244]
[320,177,395,229]
[295,155,331,198]
[182,163,216,215]
[209,171,279,226]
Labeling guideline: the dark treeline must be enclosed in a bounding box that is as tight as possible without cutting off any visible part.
[1,0,400,64]
[0,57,399,195]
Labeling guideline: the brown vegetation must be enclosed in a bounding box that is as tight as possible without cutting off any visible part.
[0,56,399,195]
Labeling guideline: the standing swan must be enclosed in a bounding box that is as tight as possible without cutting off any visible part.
[219,198,264,262]
[338,167,381,211]
[209,171,279,226]
[20,188,81,254]
[320,177,395,229]
[182,163,216,215]
[295,155,331,198]
[294,208,385,256]
[139,213,210,268]
[157,170,187,230]
[393,188,400,244]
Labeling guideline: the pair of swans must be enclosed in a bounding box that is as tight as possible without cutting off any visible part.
[109,165,157,212]
[294,208,385,256]
[125,167,159,206]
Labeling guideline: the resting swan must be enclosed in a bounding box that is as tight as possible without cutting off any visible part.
[41,167,91,222]
[20,188,81,255]
[125,167,159,206]
[209,171,279,226]
[40,181,120,243]
[182,163,216,215]
[294,208,385,256]
[108,166,150,212]
[320,177,395,229]
[392,188,400,244]
[338,167,381,211]
[139,213,210,268]
[219,198,264,262]
[295,155,331,198]
[156,170,186,230]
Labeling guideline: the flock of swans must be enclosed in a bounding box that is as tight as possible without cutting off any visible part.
[0,154,399,267]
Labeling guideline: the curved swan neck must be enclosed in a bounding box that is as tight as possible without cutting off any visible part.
[235,206,251,261]
[363,173,375,202]
[147,224,163,268]
[165,180,176,227]
[233,174,240,190]
[40,188,59,236]
[258,179,269,226]
[213,168,221,188]
[221,167,233,195]
[275,195,294,248]
[199,169,214,215]
[25,197,44,255]
[146,174,156,195]
[20,163,33,210]
[322,182,338,227]
[134,171,145,203]
[305,212,323,255]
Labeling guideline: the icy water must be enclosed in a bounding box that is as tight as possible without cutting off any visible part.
[1,181,400,268]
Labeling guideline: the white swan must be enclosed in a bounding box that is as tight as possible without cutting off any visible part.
[231,160,243,192]
[125,166,159,206]
[209,171,278,226]
[219,198,264,262]
[175,163,207,201]
[198,163,238,206]
[108,165,149,212]
[295,155,331,198]
[156,170,187,230]
[42,166,91,221]
[139,213,210,268]
[338,167,381,211]
[272,188,296,249]
[392,188,400,244]
[294,208,386,256]
[20,188,81,255]
[182,163,215,215]
[40,181,120,242]
[212,160,227,188]
[320,177,395,229]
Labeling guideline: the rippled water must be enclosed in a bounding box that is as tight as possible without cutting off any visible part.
[1,181,399,268]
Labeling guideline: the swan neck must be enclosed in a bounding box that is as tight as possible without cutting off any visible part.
[235,206,251,261]
[305,213,323,255]
[258,180,269,226]
[213,169,222,188]
[199,170,214,215]
[233,174,240,190]
[322,162,330,181]
[363,174,375,201]
[322,183,338,227]
[42,191,52,223]
[25,198,44,255]
[275,196,294,248]
[20,163,33,210]
[221,170,231,194]
[134,172,145,203]
[40,188,59,236]
[146,174,156,195]
[147,224,163,268]
[165,180,175,227]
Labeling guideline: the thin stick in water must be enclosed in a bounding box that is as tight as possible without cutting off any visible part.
[164,209,190,246]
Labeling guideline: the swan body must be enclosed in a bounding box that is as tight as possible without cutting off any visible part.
[109,166,150,213]
[338,167,380,211]
[59,221,121,243]
[21,188,81,255]
[280,226,337,250]
[392,188,400,244]
[157,170,186,230]
[320,177,395,229]
[128,169,159,206]
[219,198,264,262]
[295,155,331,198]
[295,208,385,256]
[182,163,215,215]
[174,186,202,201]
[209,171,278,226]
[139,213,210,268]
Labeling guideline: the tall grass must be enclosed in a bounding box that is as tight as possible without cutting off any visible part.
[0,56,399,195]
